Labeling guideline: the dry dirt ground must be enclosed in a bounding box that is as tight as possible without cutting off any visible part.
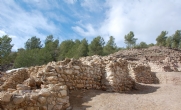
[69,72,181,110]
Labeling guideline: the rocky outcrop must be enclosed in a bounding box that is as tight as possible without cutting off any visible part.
[0,55,157,110]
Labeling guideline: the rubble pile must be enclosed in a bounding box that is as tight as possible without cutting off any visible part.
[0,55,157,110]
[113,46,181,72]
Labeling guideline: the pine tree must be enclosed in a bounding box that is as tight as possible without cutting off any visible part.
[88,36,105,56]
[0,35,13,65]
[124,31,137,48]
[103,36,117,55]
[156,31,168,46]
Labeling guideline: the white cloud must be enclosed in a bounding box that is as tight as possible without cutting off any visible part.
[0,1,58,50]
[72,23,97,37]
[0,30,6,36]
[102,0,181,45]
[73,0,181,46]
[63,0,77,4]
[81,0,103,12]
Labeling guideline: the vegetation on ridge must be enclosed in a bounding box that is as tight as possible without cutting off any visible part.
[0,30,181,71]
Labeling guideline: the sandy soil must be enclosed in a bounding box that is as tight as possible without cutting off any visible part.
[69,72,181,110]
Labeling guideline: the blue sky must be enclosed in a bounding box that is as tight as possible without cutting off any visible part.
[0,0,181,50]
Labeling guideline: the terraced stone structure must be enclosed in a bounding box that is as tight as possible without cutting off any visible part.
[0,55,157,110]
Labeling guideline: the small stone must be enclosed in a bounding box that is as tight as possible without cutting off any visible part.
[77,84,84,88]
[60,90,67,96]
[53,104,63,110]
[73,66,80,69]
[39,88,51,97]
[38,96,47,104]
[0,92,12,102]
[41,106,47,110]
[27,107,34,110]
[48,104,54,110]
[13,95,25,104]
[60,85,67,90]
[46,76,58,81]
[45,66,54,72]
[64,69,73,74]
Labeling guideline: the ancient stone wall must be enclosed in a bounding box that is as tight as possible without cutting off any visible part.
[128,63,158,84]
[0,55,156,110]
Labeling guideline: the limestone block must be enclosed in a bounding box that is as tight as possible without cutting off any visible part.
[27,107,34,110]
[59,78,64,81]
[48,104,54,110]
[55,66,63,73]
[24,77,36,87]
[38,96,47,104]
[0,92,12,102]
[39,88,51,97]
[60,90,67,96]
[41,106,47,110]
[16,84,31,90]
[13,95,25,104]
[46,76,58,81]
[77,84,84,88]
[53,104,63,110]
[45,66,54,72]
[30,93,39,100]
[47,97,54,104]
[73,66,80,69]
[57,96,69,103]
[64,69,73,74]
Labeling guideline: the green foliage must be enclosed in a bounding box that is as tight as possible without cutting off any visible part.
[0,35,13,65]
[172,30,181,49]
[76,38,88,58]
[135,42,148,49]
[166,36,172,48]
[156,31,168,46]
[58,40,75,60]
[88,36,105,56]
[14,48,52,68]
[25,36,42,50]
[58,39,89,60]
[124,31,137,48]
[67,39,81,58]
[103,36,117,55]
[44,35,59,61]
[148,43,155,47]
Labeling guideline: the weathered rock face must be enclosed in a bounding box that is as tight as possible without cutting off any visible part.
[0,55,157,110]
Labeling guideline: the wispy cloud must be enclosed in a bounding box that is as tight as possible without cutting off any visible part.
[73,0,181,46]
[1,0,181,50]
[0,0,59,50]
[72,23,97,37]
[80,0,104,12]
[63,0,77,4]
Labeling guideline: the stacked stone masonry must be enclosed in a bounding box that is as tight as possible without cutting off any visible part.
[113,46,181,72]
[0,55,157,110]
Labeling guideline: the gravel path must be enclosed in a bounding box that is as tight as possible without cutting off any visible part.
[69,72,181,110]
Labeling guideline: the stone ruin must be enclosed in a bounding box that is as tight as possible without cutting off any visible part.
[0,55,158,110]
[113,46,181,72]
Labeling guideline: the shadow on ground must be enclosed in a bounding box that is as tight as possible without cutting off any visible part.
[69,83,160,110]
